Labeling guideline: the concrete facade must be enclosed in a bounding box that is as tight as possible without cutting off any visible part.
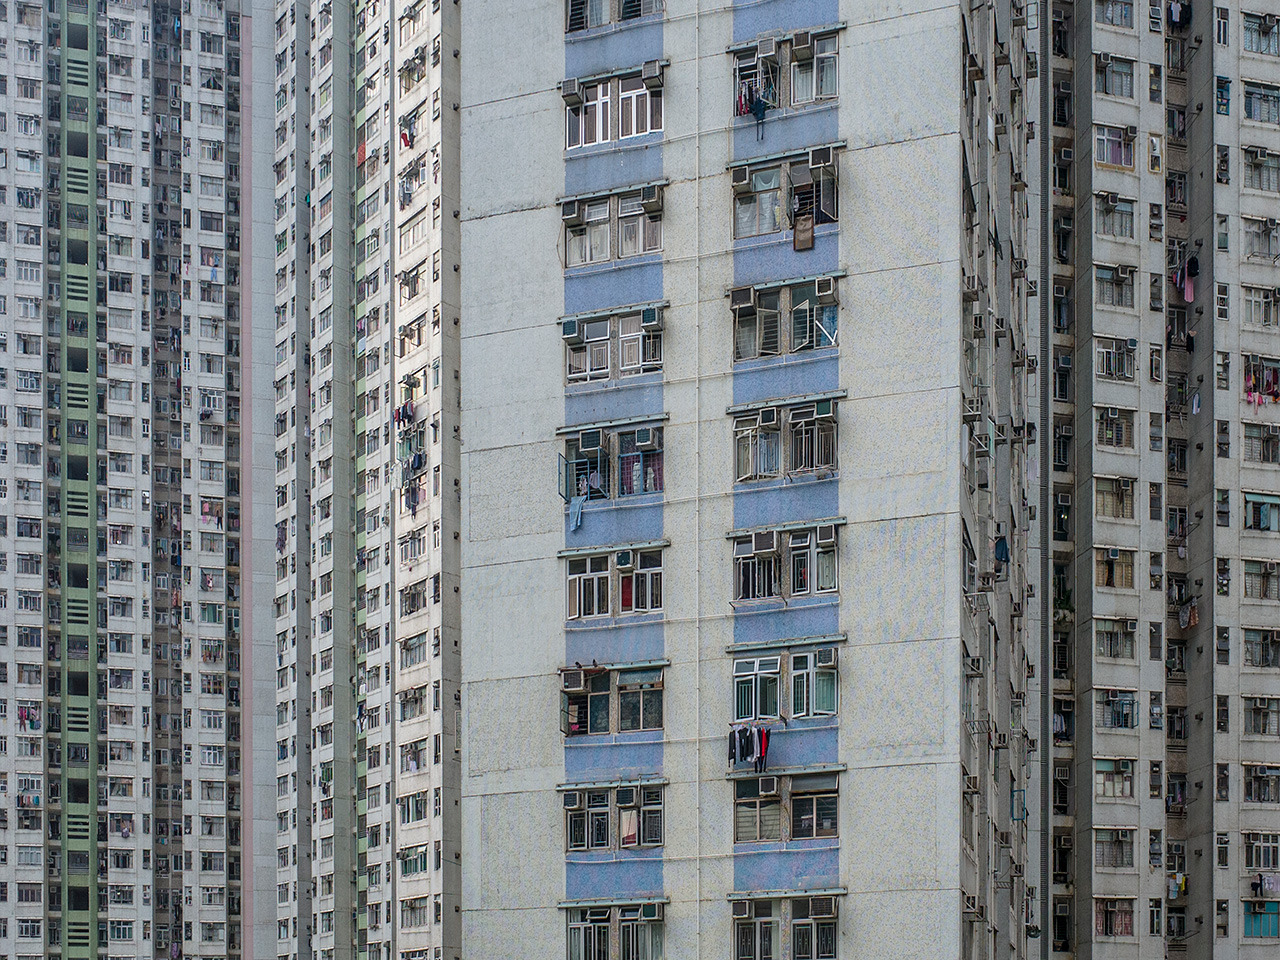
[460,2,1039,957]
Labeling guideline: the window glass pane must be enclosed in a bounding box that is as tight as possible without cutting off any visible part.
[814,670,837,713]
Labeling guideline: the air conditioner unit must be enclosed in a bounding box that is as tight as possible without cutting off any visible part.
[963,894,980,915]
[732,901,751,919]
[1097,52,1112,65]
[615,786,638,807]
[972,312,987,337]
[562,669,585,692]
[641,60,664,90]
[809,146,834,169]
[997,830,1012,847]
[994,733,1009,749]
[758,776,778,795]
[1268,425,1280,437]
[1263,13,1278,30]
[965,656,985,677]
[1127,619,1139,632]
[635,427,660,451]
[1056,80,1072,95]
[809,896,836,918]
[1126,337,1139,350]
[730,284,755,310]
[1267,562,1278,574]
[1115,265,1133,281]
[1107,689,1120,701]
[731,166,752,195]
[791,30,813,60]
[1011,863,1024,878]
[815,275,837,304]
[640,183,664,215]
[1060,423,1074,438]
[813,399,835,418]
[752,530,778,555]
[815,646,837,667]
[1107,406,1120,418]
[757,407,778,427]
[615,550,635,571]
[963,397,983,422]
[640,903,663,921]
[1124,124,1138,140]
[561,199,584,226]
[562,319,585,345]
[815,525,837,547]
[1107,547,1120,560]
[964,276,980,302]
[577,428,603,452]
[561,78,583,106]
[1057,492,1072,507]
[563,790,583,810]
[756,37,777,60]
[1054,765,1072,783]
[1059,147,1074,163]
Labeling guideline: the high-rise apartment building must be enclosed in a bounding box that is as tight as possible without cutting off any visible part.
[1044,1,1280,956]
[269,0,461,957]
[0,0,277,957]
[459,2,1040,958]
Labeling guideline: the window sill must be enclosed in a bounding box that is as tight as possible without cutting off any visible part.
[565,132,664,160]
[733,98,839,129]
[733,345,838,371]
[566,611,665,631]
[566,848,664,863]
[731,594,839,616]
[564,14,663,43]
[732,838,839,853]
[734,471,839,492]
[566,371,662,395]
[734,222,838,251]
[565,730,664,746]
[565,252,662,278]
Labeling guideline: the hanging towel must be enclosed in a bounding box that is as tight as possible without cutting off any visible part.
[569,496,586,531]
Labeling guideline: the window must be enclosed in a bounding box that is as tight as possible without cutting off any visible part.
[1244,150,1280,192]
[561,667,664,736]
[1245,764,1280,802]
[1095,337,1136,380]
[1245,629,1280,667]
[1095,265,1135,306]
[1245,492,1280,532]
[566,0,663,32]
[790,650,838,718]
[1246,220,1280,259]
[1096,57,1135,97]
[1096,689,1139,728]
[561,425,664,499]
[1246,82,1280,124]
[1095,828,1136,867]
[734,526,838,602]
[1245,697,1280,735]
[1243,285,1279,326]
[733,281,838,361]
[1244,560,1280,600]
[734,773,839,842]
[567,904,665,960]
[1095,898,1135,937]
[1096,477,1137,518]
[1096,407,1135,448]
[1244,901,1280,938]
[1245,832,1280,870]
[565,191,662,267]
[1096,618,1137,658]
[733,650,837,722]
[566,82,610,148]
[1095,125,1135,167]
[619,76,662,138]
[792,36,838,104]
[565,784,663,850]
[565,549,662,619]
[1096,758,1136,797]
[1096,548,1136,588]
[733,154,838,239]
[1245,14,1280,56]
[1096,0,1133,28]
[735,401,837,479]
[734,900,780,960]
[565,309,664,382]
